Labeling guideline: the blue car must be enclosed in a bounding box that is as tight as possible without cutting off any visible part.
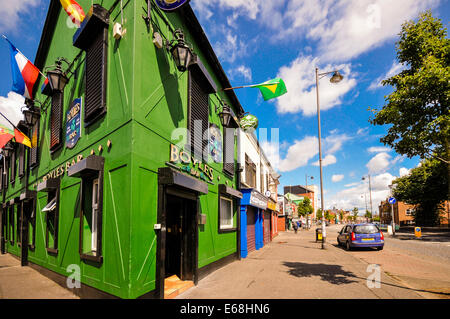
[337,223,384,251]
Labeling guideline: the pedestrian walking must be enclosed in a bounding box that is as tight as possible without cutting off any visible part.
[293,222,298,234]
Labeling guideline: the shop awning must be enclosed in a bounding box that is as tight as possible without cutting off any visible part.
[68,155,105,178]
[37,178,60,192]
[158,167,208,195]
[219,184,243,199]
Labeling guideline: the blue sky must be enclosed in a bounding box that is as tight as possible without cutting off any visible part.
[0,0,449,212]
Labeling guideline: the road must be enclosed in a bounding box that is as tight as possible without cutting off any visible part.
[328,224,450,299]
[178,225,450,299]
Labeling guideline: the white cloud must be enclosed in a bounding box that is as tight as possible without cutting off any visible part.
[278,136,318,172]
[0,0,40,33]
[367,146,392,153]
[313,154,337,167]
[281,0,441,62]
[332,174,344,182]
[228,65,252,82]
[275,55,357,116]
[368,61,407,90]
[366,152,391,174]
[399,167,411,177]
[0,92,26,129]
[194,0,440,64]
[327,172,395,211]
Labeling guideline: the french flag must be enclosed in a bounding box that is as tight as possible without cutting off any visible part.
[4,37,40,100]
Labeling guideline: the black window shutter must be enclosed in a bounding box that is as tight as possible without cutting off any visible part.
[223,128,235,176]
[10,147,16,184]
[85,28,107,126]
[0,166,3,191]
[30,120,39,168]
[188,71,209,160]
[50,92,63,152]
[18,144,25,178]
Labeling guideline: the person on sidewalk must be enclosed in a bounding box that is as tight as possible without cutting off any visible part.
[293,222,298,234]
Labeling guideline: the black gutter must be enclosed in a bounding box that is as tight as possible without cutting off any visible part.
[32,0,61,98]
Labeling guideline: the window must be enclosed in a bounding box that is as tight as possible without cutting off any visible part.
[353,225,379,234]
[16,204,21,247]
[405,209,414,216]
[50,92,63,152]
[10,146,16,184]
[223,128,235,176]
[27,200,36,250]
[9,205,14,245]
[188,70,209,161]
[245,154,256,188]
[219,196,234,231]
[44,189,59,254]
[30,119,40,168]
[80,174,103,262]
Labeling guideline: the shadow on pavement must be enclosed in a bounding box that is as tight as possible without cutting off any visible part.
[283,262,359,285]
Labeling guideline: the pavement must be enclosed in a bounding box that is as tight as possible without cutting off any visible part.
[1,225,449,299]
[177,226,426,299]
[0,254,78,299]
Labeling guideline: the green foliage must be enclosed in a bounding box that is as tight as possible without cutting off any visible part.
[365,210,372,219]
[297,197,313,217]
[316,208,323,220]
[369,11,449,161]
[392,157,449,226]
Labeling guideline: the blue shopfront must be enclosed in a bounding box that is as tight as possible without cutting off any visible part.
[240,189,268,258]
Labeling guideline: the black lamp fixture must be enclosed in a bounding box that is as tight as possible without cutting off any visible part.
[218,103,232,128]
[2,143,14,158]
[23,99,41,128]
[46,58,69,93]
[167,29,193,72]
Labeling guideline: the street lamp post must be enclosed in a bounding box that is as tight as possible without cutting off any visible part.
[315,67,344,249]
[362,175,374,221]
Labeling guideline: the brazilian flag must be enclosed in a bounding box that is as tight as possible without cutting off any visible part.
[250,78,287,101]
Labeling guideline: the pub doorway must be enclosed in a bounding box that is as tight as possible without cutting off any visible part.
[165,193,197,281]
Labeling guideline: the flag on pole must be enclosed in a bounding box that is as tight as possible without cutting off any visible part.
[2,36,40,100]
[249,78,288,101]
[223,77,288,101]
[60,0,86,27]
[0,124,15,149]
[0,111,32,148]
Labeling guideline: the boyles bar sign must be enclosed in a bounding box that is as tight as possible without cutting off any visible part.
[170,144,214,182]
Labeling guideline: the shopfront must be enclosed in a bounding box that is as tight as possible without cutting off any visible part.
[240,189,267,258]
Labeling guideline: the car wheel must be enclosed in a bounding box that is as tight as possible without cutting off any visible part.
[345,241,351,251]
[337,238,341,246]
[377,246,384,251]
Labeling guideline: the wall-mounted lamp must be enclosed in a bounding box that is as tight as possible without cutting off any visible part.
[218,103,232,128]
[2,143,14,158]
[46,58,70,93]
[167,29,193,72]
[23,99,41,128]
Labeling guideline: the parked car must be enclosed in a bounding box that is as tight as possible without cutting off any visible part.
[337,223,384,251]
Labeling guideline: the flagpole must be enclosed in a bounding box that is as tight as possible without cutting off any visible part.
[0,111,27,136]
[1,34,47,79]
[222,81,280,91]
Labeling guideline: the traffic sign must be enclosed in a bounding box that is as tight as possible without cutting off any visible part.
[388,197,396,204]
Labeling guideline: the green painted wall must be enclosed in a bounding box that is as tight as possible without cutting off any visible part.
[2,0,240,299]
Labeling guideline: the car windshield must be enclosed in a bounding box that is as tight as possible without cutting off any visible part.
[353,225,379,234]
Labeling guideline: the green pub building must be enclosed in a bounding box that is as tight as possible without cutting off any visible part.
[0,0,245,299]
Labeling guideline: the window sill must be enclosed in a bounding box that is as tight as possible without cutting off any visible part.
[80,252,103,264]
[218,227,237,234]
[46,247,58,255]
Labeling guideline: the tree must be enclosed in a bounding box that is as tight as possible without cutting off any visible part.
[369,11,449,225]
[392,157,448,226]
[352,207,359,222]
[297,197,313,217]
[316,208,323,220]
[370,11,449,166]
